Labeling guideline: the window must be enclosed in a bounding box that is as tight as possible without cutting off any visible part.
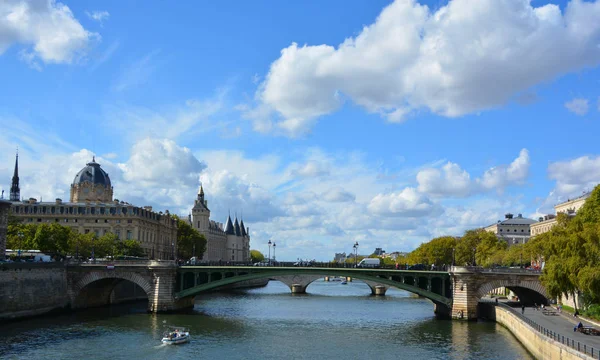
[127,230,133,240]
[127,220,132,224]
[116,220,121,224]
[65,219,68,223]
[37,218,42,222]
[521,229,524,232]
[94,230,99,236]
[105,219,109,223]
[116,230,121,239]
[232,256,235,260]
[85,229,90,234]
[95,219,99,223]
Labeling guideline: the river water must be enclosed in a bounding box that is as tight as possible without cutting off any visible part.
[0,280,532,360]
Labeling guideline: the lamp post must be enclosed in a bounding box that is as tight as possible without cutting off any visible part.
[353,241,359,267]
[520,251,523,269]
[273,242,276,262]
[268,240,272,266]
[91,236,95,264]
[171,242,175,261]
[451,248,455,267]
[193,243,196,260]
[472,247,477,266]
[17,231,23,259]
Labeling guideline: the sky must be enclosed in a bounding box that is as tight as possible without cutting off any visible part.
[0,0,599,261]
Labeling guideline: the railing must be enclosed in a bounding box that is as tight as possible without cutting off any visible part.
[181,261,449,271]
[68,259,176,267]
[453,266,542,275]
[495,302,599,359]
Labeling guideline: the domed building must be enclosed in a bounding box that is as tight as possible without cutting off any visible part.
[6,154,177,260]
[70,157,114,203]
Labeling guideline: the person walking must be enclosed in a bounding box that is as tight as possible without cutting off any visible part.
[522,305,525,314]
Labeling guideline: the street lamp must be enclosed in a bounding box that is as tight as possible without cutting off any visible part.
[17,232,23,259]
[171,242,175,261]
[472,247,477,266]
[268,240,272,265]
[353,241,359,267]
[91,236,95,263]
[273,242,276,262]
[451,248,455,267]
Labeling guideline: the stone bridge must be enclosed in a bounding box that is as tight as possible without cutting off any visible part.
[65,263,547,320]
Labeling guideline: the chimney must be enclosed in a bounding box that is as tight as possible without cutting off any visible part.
[505,213,513,219]
[55,198,62,204]
[538,217,543,222]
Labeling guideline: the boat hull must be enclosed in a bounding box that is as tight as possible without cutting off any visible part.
[161,334,190,345]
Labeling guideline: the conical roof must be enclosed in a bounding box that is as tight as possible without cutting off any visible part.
[224,215,235,235]
[234,217,241,236]
[240,219,247,237]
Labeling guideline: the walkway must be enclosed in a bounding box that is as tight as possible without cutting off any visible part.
[499,302,600,358]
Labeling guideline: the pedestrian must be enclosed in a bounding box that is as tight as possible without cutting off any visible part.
[522,305,525,314]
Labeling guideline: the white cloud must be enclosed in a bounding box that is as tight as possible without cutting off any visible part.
[548,155,600,195]
[0,0,97,66]
[290,160,330,178]
[86,10,109,24]
[368,187,439,217]
[248,0,600,136]
[417,149,530,197]
[565,98,589,115]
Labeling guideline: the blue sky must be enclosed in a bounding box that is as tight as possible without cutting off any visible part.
[1,0,599,261]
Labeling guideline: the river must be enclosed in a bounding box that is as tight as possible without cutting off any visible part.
[0,279,532,360]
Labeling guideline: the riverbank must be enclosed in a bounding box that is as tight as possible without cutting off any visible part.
[481,302,594,360]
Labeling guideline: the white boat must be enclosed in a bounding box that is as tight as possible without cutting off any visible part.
[161,327,190,345]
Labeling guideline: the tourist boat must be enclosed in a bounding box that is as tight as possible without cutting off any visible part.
[161,327,190,345]
[340,280,348,285]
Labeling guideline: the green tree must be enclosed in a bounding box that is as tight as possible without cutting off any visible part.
[175,217,207,260]
[475,230,507,267]
[120,239,146,257]
[251,249,265,263]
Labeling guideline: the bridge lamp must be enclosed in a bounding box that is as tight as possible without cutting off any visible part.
[451,248,455,267]
[273,242,276,262]
[353,242,359,267]
[268,240,272,265]
[172,242,175,261]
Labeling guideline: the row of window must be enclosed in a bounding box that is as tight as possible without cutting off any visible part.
[13,205,161,220]
[25,218,134,224]
[499,228,530,233]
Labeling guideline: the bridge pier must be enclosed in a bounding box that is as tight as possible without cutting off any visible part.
[148,267,194,313]
[291,284,307,294]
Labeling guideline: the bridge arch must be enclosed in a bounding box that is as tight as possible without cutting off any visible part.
[70,271,153,309]
[475,278,548,305]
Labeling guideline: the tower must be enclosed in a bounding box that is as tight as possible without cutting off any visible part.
[9,151,20,202]
[192,185,210,232]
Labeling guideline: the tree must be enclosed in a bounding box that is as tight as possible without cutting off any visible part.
[120,239,146,257]
[250,249,265,263]
[175,217,207,260]
[475,230,507,267]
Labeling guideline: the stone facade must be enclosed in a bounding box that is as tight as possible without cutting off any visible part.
[7,157,177,260]
[0,200,10,261]
[189,186,250,262]
[530,192,591,237]
[0,263,70,320]
[484,213,536,245]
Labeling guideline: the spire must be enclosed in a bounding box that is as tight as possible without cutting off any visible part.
[200,185,204,197]
[224,215,235,235]
[240,219,247,237]
[9,150,20,201]
[234,217,241,236]
[92,155,96,162]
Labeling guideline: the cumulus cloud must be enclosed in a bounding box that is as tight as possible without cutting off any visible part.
[417,149,530,197]
[368,187,439,217]
[0,0,97,67]
[565,98,589,115]
[247,0,600,136]
[119,138,205,188]
[548,155,600,195]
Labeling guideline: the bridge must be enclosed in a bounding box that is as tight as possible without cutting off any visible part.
[64,262,548,320]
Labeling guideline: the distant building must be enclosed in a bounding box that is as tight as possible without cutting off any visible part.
[530,191,591,237]
[385,251,408,261]
[7,154,177,260]
[333,252,346,263]
[484,213,536,245]
[190,186,250,263]
[373,247,386,256]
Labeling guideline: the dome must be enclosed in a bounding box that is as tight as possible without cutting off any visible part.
[72,157,111,187]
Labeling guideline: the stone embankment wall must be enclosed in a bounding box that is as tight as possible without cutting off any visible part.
[490,304,592,360]
[0,263,70,321]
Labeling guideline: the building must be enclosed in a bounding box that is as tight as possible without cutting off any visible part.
[333,252,346,263]
[373,247,386,256]
[0,200,10,260]
[530,192,591,237]
[190,186,250,262]
[7,154,177,260]
[384,251,409,261]
[484,213,537,245]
